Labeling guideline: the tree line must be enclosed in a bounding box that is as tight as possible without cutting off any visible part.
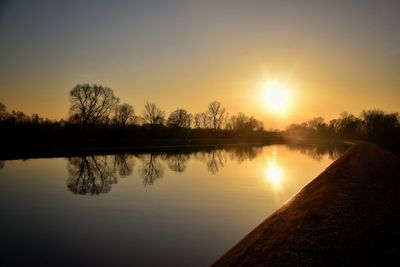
[0,83,263,132]
[0,84,272,159]
[285,111,400,151]
[1,83,399,157]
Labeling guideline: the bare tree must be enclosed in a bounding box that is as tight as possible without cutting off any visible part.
[167,109,192,128]
[142,102,165,126]
[113,103,136,126]
[200,112,210,128]
[361,109,399,138]
[194,113,202,128]
[229,112,263,132]
[69,84,119,126]
[208,101,226,130]
[0,102,7,120]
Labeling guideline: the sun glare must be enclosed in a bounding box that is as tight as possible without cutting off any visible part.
[261,80,291,114]
[265,159,283,189]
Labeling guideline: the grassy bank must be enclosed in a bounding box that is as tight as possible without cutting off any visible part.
[213,143,400,266]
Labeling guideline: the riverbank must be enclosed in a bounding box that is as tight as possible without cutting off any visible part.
[0,138,280,160]
[212,143,400,266]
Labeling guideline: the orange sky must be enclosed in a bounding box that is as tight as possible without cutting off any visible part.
[1,1,399,129]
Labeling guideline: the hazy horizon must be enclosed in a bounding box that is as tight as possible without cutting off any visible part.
[1,0,399,129]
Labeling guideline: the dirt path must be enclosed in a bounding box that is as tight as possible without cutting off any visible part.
[212,143,400,266]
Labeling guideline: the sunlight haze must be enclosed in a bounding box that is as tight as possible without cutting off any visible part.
[1,0,399,129]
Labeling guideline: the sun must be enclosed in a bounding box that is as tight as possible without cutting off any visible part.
[261,80,291,114]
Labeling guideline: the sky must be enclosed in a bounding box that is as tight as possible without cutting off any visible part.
[0,0,399,129]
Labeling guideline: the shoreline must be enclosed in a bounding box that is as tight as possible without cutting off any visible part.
[0,138,349,161]
[212,143,400,266]
[0,140,276,160]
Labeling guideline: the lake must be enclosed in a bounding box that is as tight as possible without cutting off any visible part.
[0,143,348,266]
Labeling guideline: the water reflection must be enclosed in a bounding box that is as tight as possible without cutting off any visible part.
[67,156,118,195]
[67,154,134,195]
[114,154,135,177]
[265,159,283,190]
[286,142,348,161]
[64,143,349,195]
[137,154,164,186]
[163,153,190,173]
[227,146,263,164]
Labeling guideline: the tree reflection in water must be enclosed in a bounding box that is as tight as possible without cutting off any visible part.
[67,156,117,195]
[226,146,263,164]
[113,154,135,177]
[286,142,349,162]
[193,150,226,174]
[137,154,164,186]
[67,154,135,195]
[65,143,349,193]
[163,153,190,173]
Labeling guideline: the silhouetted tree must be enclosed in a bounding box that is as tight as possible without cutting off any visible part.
[334,112,362,138]
[307,117,326,132]
[229,112,264,132]
[10,110,30,123]
[0,102,7,120]
[200,112,210,128]
[167,109,192,128]
[142,102,165,126]
[361,109,399,139]
[69,84,119,126]
[194,113,202,128]
[113,103,136,126]
[208,101,226,130]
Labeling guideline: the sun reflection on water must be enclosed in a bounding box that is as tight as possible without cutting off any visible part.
[265,159,283,190]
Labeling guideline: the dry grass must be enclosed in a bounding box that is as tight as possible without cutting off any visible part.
[212,143,400,266]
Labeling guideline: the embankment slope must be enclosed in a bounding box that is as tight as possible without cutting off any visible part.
[213,143,400,266]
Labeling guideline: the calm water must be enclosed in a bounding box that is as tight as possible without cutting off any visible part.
[0,144,348,266]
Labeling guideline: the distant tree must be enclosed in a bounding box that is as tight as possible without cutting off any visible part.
[200,112,210,128]
[194,113,202,128]
[113,103,136,126]
[142,102,165,126]
[361,109,399,139]
[230,112,264,132]
[69,84,119,127]
[335,112,362,138]
[10,110,30,123]
[0,102,7,120]
[167,109,192,128]
[306,117,326,132]
[208,101,226,130]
